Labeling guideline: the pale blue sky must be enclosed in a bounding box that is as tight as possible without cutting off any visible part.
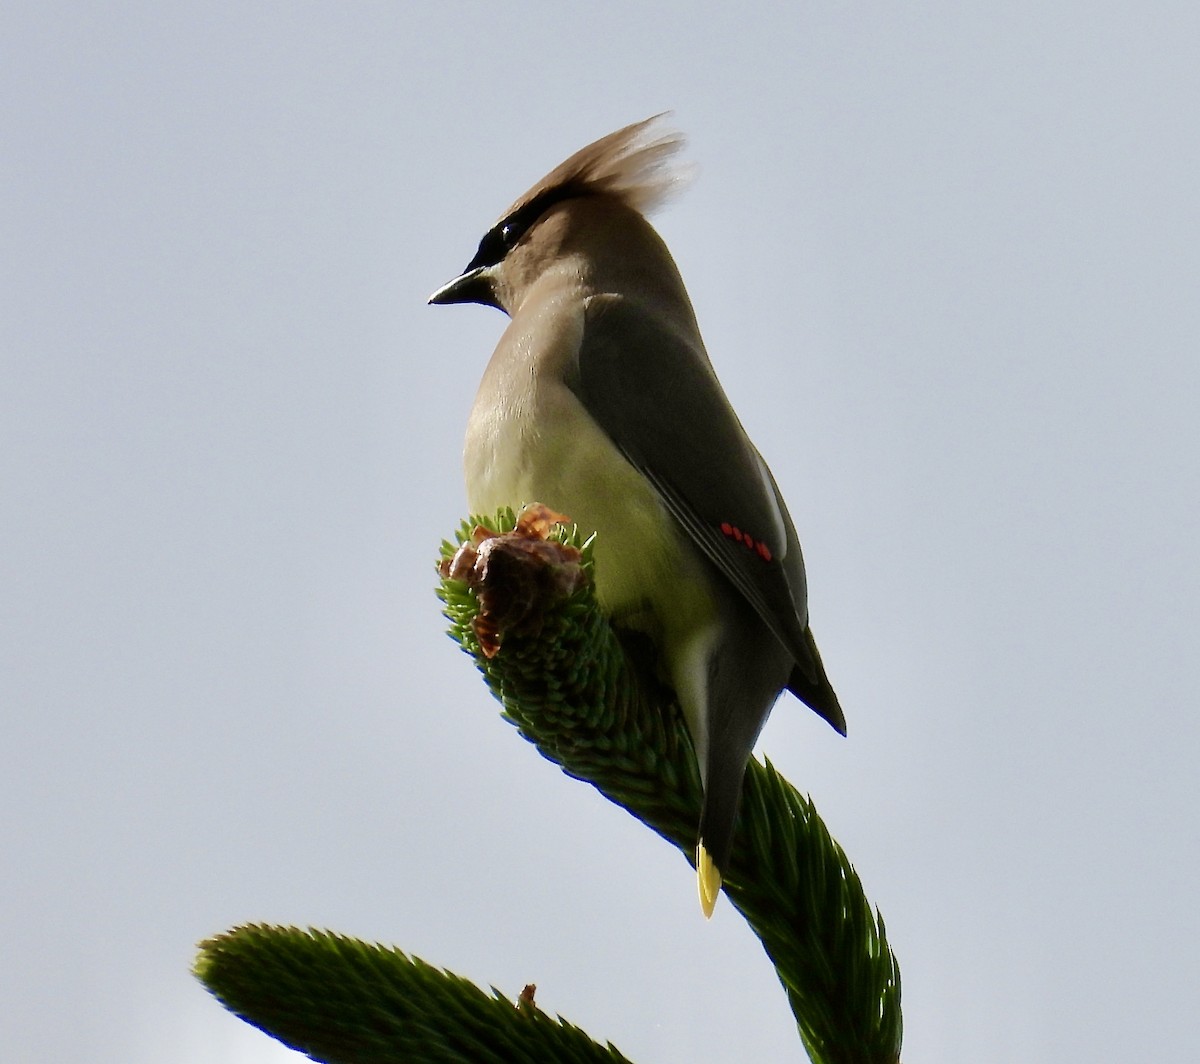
[3,3,1198,1062]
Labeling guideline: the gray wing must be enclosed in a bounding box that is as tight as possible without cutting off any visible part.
[573,293,818,678]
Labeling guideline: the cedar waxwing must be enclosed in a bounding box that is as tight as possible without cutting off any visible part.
[430,116,845,918]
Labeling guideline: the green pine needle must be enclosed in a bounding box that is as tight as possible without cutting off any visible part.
[196,924,633,1064]
[193,511,901,1064]
[438,511,902,1064]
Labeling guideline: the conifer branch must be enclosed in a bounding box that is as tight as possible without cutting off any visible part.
[193,509,901,1063]
[436,509,901,1063]
[195,924,633,1064]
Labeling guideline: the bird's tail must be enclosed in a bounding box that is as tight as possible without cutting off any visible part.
[696,843,722,919]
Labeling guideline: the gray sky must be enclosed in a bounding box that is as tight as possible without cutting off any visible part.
[3,3,1197,1062]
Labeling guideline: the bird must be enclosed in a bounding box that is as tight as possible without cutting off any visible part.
[429,115,845,917]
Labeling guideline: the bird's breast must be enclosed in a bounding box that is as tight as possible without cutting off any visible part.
[462,295,716,641]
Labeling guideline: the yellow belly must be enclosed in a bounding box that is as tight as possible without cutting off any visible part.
[465,376,707,628]
[461,290,720,763]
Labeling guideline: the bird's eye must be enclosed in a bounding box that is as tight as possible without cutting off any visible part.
[466,194,559,272]
[469,214,529,271]
[468,225,513,272]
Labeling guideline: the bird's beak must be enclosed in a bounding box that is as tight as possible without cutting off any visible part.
[428,264,500,309]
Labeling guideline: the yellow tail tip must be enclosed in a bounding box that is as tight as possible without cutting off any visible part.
[696,843,722,919]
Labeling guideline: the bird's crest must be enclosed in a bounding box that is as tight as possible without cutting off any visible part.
[502,114,690,222]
